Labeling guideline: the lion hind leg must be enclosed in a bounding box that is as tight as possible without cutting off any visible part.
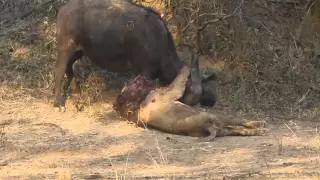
[180,112,218,141]
[200,126,218,142]
[220,126,267,136]
[220,116,267,129]
[240,120,267,129]
[189,112,220,142]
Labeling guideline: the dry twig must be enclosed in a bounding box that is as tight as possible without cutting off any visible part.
[33,122,66,135]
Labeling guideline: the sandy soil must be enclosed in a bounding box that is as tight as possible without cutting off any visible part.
[0,90,319,180]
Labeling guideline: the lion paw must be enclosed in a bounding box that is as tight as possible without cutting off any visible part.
[246,120,267,128]
[257,127,269,135]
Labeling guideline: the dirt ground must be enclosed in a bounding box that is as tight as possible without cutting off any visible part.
[0,89,319,180]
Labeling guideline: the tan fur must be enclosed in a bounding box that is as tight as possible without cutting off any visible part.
[115,66,267,141]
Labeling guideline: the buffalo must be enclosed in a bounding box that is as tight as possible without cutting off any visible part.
[54,0,216,110]
[113,54,267,140]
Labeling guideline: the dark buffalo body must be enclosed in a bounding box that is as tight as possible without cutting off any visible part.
[54,0,216,109]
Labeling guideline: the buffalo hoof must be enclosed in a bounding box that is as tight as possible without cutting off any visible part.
[53,102,66,113]
[75,103,84,112]
[54,106,66,113]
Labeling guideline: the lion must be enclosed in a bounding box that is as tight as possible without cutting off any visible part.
[113,54,267,141]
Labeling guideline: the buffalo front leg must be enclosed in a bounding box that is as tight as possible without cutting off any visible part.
[54,46,78,111]
[54,53,67,110]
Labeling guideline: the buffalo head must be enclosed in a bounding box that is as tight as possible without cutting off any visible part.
[179,53,217,107]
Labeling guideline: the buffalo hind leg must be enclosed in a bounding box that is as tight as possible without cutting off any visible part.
[64,50,84,111]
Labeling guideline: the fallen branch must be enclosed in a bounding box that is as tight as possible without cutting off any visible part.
[33,122,66,135]
[198,0,244,33]
[198,14,234,33]
[269,0,301,3]
[222,170,261,180]
[195,0,244,53]
[0,160,8,166]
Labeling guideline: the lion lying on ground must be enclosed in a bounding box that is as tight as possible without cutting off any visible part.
[113,55,267,140]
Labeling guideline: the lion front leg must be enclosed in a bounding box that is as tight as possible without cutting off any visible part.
[163,66,191,101]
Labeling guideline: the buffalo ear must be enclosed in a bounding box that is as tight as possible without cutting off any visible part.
[201,73,217,82]
[200,90,216,107]
[195,54,200,69]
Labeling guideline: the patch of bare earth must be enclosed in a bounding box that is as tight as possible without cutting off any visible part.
[0,92,319,180]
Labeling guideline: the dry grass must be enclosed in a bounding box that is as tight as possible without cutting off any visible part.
[138,0,319,119]
[0,0,319,118]
[310,130,320,150]
[56,172,72,180]
[0,125,7,148]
